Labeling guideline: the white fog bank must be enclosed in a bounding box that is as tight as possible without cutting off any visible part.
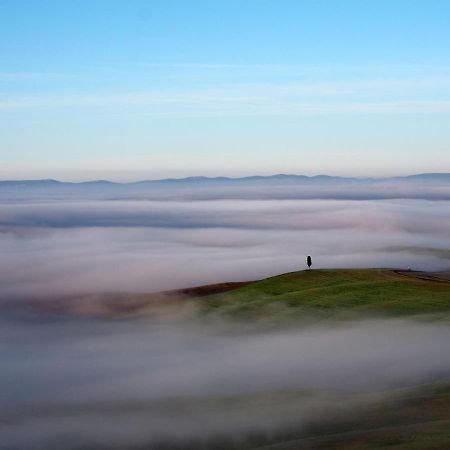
[0,198,449,300]
[1,318,450,450]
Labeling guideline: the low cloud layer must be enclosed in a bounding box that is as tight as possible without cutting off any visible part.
[1,317,450,450]
[1,185,449,449]
[0,197,449,301]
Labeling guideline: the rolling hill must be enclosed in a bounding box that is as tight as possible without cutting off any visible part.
[197,269,450,320]
[32,268,449,320]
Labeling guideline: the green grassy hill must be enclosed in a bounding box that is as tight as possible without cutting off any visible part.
[198,269,450,319]
[193,269,450,450]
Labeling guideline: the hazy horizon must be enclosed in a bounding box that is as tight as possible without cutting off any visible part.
[1,170,450,183]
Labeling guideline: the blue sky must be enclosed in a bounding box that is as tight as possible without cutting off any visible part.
[1,0,450,180]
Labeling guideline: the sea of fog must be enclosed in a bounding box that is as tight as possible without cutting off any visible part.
[1,316,450,450]
[0,197,449,300]
[1,193,450,449]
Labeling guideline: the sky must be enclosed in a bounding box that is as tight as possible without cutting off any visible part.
[1,0,450,181]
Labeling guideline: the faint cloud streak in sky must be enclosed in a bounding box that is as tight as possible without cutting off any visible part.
[1,77,450,116]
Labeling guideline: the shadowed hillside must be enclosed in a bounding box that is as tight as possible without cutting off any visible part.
[246,383,450,450]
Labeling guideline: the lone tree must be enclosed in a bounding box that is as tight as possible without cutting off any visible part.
[307,255,312,269]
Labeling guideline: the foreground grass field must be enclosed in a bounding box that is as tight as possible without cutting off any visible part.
[88,382,450,450]
[247,383,450,450]
[198,269,450,319]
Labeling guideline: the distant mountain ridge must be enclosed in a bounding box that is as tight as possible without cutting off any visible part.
[1,173,449,201]
[1,172,449,186]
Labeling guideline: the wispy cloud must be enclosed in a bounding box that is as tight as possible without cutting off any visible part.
[0,72,72,80]
[1,78,450,116]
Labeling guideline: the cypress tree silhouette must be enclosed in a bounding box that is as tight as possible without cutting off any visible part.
[307,255,312,269]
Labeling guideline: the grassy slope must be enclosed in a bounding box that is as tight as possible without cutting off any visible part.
[194,270,450,449]
[250,383,450,450]
[199,269,450,319]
